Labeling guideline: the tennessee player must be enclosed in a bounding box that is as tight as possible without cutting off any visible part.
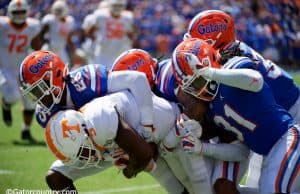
[172,38,300,194]
[185,9,300,188]
[90,0,135,68]
[39,0,75,65]
[45,90,200,194]
[112,49,219,194]
[0,0,41,141]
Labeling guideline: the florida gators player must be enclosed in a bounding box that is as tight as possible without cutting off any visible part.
[111,48,251,194]
[111,49,178,103]
[45,90,206,194]
[0,0,42,141]
[185,9,300,188]
[172,38,300,194]
[19,50,154,131]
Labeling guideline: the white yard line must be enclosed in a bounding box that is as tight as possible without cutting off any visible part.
[81,184,161,194]
[0,169,15,175]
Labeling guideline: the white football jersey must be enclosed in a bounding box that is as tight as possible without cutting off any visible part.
[80,91,179,159]
[41,14,74,62]
[93,9,134,67]
[0,16,41,71]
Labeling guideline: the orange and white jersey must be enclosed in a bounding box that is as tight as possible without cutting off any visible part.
[0,16,40,71]
[80,91,179,155]
[41,14,74,59]
[93,9,134,67]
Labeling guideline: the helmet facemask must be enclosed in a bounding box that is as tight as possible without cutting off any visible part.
[21,62,65,112]
[64,128,103,169]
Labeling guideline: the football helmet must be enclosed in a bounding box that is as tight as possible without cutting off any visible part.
[45,110,104,169]
[51,0,68,19]
[111,49,158,88]
[19,50,68,112]
[7,0,29,24]
[172,38,220,101]
[185,10,236,50]
[109,0,127,16]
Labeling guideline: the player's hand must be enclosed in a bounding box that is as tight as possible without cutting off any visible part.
[181,132,202,154]
[175,113,202,138]
[111,148,129,170]
[179,52,211,78]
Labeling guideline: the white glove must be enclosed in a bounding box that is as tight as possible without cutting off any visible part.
[111,147,129,170]
[180,52,212,79]
[181,132,202,155]
[175,113,202,138]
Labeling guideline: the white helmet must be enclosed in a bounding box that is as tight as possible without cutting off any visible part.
[51,0,68,19]
[45,110,104,169]
[108,0,127,16]
[7,0,29,24]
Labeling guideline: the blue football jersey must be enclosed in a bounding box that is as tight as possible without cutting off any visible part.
[154,59,178,102]
[226,41,300,110]
[206,57,294,155]
[36,64,109,127]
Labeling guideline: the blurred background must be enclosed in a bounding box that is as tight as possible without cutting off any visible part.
[1,0,299,67]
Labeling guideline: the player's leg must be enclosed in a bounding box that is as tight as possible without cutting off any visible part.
[162,150,194,194]
[21,96,36,141]
[46,160,112,192]
[0,70,19,127]
[212,158,249,194]
[149,156,188,194]
[177,149,214,194]
[245,152,263,188]
[259,125,300,194]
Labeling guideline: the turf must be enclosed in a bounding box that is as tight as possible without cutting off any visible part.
[1,72,300,193]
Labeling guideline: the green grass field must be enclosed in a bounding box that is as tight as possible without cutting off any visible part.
[1,73,300,194]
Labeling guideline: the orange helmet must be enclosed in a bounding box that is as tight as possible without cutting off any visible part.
[19,50,68,111]
[111,49,158,88]
[172,38,220,101]
[185,10,236,50]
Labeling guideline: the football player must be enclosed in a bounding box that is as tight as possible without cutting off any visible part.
[172,38,300,194]
[87,0,135,68]
[45,90,205,194]
[0,0,41,141]
[19,50,155,143]
[111,48,250,194]
[185,10,300,188]
[39,0,75,65]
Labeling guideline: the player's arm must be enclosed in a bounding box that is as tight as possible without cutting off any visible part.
[114,108,156,178]
[202,68,263,92]
[194,55,263,92]
[108,71,153,126]
[38,24,50,45]
[182,128,249,162]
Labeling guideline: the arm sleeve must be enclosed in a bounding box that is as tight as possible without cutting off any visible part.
[201,140,250,162]
[204,68,263,92]
[108,70,153,125]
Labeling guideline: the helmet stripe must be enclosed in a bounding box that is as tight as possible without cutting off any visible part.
[172,46,185,80]
[45,123,67,161]
[17,0,21,8]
